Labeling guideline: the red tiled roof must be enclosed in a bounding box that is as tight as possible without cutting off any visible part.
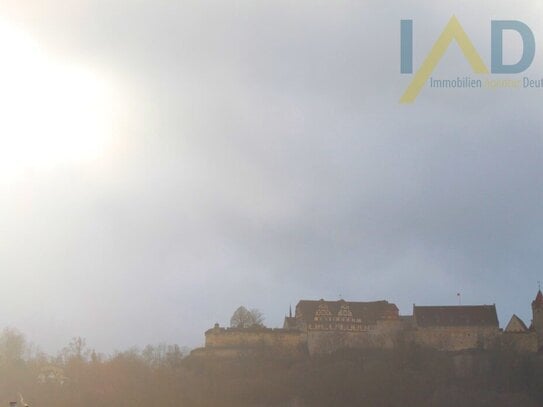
[413,305,498,328]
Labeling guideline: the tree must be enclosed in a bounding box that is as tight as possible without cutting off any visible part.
[0,327,27,364]
[230,306,264,328]
[61,336,90,363]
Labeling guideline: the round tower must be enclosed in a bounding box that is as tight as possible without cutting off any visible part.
[531,289,543,351]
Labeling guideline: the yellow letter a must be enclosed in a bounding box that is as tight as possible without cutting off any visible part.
[400,16,488,104]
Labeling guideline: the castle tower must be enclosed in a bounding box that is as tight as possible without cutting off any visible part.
[531,289,543,351]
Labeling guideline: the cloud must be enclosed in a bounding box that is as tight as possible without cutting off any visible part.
[0,0,541,351]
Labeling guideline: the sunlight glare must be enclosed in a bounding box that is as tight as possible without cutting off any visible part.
[0,20,116,182]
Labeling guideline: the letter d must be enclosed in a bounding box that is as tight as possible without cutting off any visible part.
[491,20,535,74]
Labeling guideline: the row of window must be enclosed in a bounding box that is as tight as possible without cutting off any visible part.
[314,316,363,323]
[309,323,376,331]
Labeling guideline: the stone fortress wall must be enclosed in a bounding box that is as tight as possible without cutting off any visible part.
[205,324,306,354]
[306,319,407,354]
[409,326,500,351]
[501,331,538,353]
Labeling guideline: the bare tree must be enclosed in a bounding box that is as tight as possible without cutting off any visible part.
[62,337,90,363]
[230,306,264,328]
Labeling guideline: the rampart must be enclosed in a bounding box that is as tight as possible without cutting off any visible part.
[205,324,306,354]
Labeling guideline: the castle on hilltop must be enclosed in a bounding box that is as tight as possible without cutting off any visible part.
[197,290,543,356]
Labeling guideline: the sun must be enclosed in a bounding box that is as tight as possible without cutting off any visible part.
[0,20,116,182]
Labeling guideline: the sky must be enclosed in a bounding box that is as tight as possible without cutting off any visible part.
[0,0,543,353]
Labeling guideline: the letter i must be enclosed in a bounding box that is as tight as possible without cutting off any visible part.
[401,20,413,74]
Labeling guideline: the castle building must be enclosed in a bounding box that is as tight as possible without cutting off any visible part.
[411,305,500,351]
[285,299,405,354]
[197,289,543,356]
[289,299,399,332]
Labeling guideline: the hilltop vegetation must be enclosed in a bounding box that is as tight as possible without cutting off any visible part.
[0,328,542,406]
[182,347,543,407]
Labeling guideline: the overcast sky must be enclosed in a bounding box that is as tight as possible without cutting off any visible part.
[0,0,542,353]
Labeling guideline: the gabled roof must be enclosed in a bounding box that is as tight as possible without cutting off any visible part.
[295,299,399,324]
[532,290,543,309]
[505,314,528,333]
[413,305,498,328]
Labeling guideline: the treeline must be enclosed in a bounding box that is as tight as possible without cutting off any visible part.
[1,327,543,406]
[0,328,189,406]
